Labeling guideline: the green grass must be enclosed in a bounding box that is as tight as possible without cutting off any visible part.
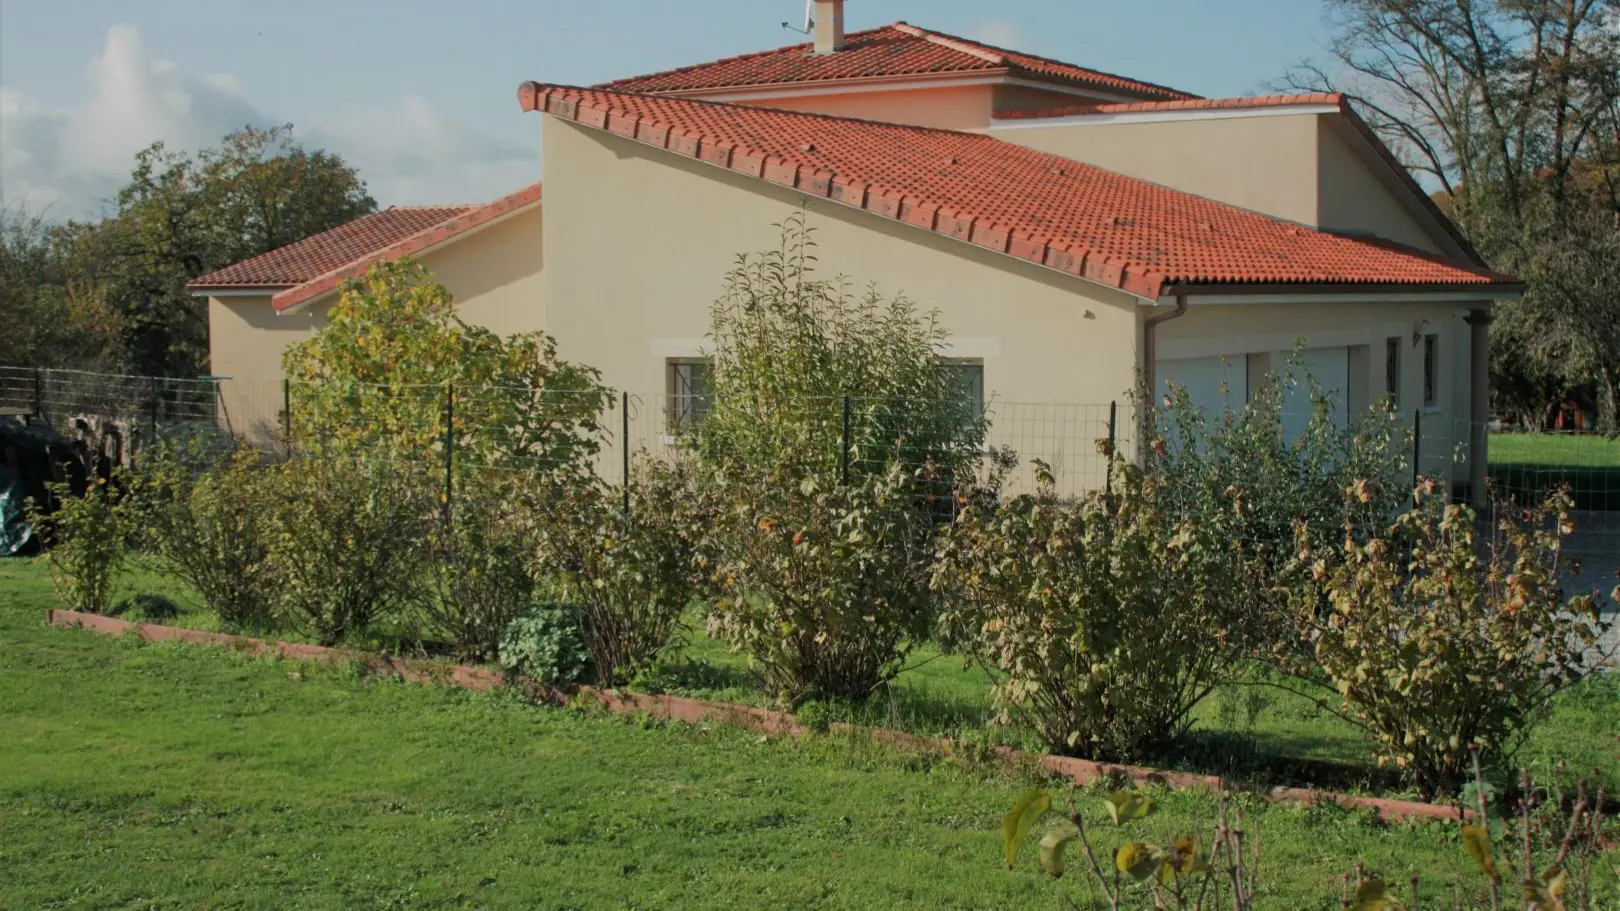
[1489,432,1620,510]
[11,560,1592,909]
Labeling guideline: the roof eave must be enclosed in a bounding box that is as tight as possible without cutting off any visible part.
[1156,281,1525,304]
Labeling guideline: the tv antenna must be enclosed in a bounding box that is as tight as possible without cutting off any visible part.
[782,0,814,35]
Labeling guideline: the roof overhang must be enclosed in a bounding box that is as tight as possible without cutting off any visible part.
[187,286,291,298]
[273,184,542,314]
[1152,283,1524,307]
[992,102,1343,129]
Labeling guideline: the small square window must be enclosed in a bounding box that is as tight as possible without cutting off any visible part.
[939,359,984,425]
[1385,337,1401,408]
[1422,334,1439,408]
[666,359,711,431]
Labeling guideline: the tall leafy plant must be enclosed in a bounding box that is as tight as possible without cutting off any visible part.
[1288,484,1617,798]
[282,259,610,475]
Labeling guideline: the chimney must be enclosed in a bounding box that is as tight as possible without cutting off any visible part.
[813,0,846,54]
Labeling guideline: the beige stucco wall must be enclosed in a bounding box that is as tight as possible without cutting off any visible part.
[204,203,545,444]
[207,295,330,444]
[541,117,1143,493]
[1315,119,1442,254]
[730,84,996,132]
[991,113,1324,226]
[420,204,545,336]
[1155,299,1483,479]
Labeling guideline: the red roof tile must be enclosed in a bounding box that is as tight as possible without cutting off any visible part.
[598,23,1195,102]
[517,84,1517,298]
[189,205,477,289]
[272,184,542,312]
[993,93,1347,120]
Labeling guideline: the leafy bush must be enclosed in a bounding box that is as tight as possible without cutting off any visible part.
[1148,360,1407,653]
[1288,484,1617,798]
[261,453,435,646]
[535,457,713,687]
[134,447,279,631]
[424,473,540,662]
[497,602,590,686]
[934,459,1253,761]
[282,259,609,474]
[695,211,986,481]
[707,462,938,704]
[32,474,132,615]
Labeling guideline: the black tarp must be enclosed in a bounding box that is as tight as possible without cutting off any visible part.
[0,416,88,556]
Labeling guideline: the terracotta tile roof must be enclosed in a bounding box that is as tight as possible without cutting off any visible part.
[272,184,542,312]
[598,22,1195,102]
[189,205,477,289]
[989,91,1487,267]
[992,93,1347,120]
[517,84,1518,299]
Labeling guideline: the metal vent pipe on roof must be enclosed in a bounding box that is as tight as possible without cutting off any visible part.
[814,0,846,54]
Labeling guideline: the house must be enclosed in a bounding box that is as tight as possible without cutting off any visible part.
[189,184,542,439]
[195,1,1519,501]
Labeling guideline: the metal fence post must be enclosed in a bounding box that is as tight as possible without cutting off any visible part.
[841,395,851,486]
[621,391,631,515]
[1105,400,1118,495]
[443,383,455,525]
[32,368,43,421]
[282,378,292,448]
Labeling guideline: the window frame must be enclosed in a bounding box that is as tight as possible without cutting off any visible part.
[1421,333,1439,409]
[665,357,713,433]
[938,358,985,426]
[1385,337,1401,409]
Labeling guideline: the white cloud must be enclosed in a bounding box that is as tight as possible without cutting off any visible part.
[0,24,532,220]
[967,20,1024,51]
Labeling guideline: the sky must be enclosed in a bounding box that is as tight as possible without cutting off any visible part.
[0,0,1335,221]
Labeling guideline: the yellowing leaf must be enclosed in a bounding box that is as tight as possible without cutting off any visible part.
[1001,791,1051,869]
[1350,878,1396,911]
[1159,836,1209,884]
[1461,823,1497,877]
[1038,829,1077,879]
[1114,842,1162,882]
[1102,792,1156,825]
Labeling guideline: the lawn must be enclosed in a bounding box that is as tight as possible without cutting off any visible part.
[1490,431,1620,510]
[7,560,1613,909]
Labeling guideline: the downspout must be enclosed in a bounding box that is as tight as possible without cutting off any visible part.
[1142,292,1190,405]
[1137,292,1189,460]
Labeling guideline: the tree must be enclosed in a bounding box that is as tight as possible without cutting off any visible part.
[0,201,123,371]
[61,124,375,377]
[282,259,611,475]
[1281,0,1620,428]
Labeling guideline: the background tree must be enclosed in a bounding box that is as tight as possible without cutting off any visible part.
[0,201,124,371]
[1282,0,1620,428]
[52,124,375,377]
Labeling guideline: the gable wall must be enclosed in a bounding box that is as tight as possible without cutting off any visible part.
[1315,118,1444,254]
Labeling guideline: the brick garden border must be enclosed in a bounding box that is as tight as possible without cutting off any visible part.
[46,609,1469,825]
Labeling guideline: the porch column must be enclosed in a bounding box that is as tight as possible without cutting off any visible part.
[1466,307,1493,508]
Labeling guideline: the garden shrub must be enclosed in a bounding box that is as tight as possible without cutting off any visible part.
[535,457,713,687]
[424,472,541,662]
[282,259,609,474]
[695,211,987,481]
[707,462,939,705]
[134,446,279,632]
[497,602,590,686]
[933,459,1256,762]
[1148,360,1407,653]
[261,452,435,646]
[32,474,132,615]
[1288,482,1618,798]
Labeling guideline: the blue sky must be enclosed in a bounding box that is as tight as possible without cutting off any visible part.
[0,0,1334,220]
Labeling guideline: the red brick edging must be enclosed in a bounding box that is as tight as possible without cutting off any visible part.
[46,609,1468,824]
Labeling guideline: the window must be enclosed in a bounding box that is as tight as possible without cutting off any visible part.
[1422,334,1439,408]
[939,359,985,425]
[1385,337,1401,408]
[666,358,712,431]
